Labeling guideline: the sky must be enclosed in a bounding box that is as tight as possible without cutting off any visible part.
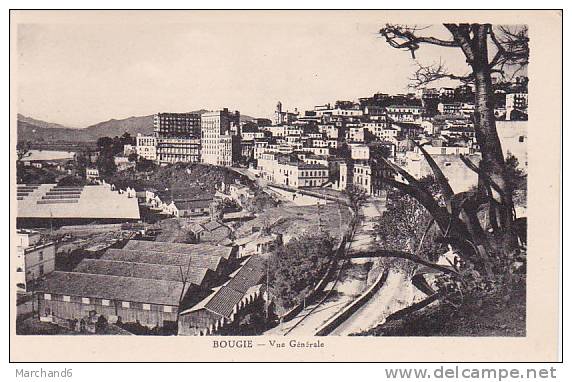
[16,11,469,128]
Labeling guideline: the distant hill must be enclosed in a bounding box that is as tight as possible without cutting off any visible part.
[17,110,258,143]
[83,115,155,138]
[17,117,94,142]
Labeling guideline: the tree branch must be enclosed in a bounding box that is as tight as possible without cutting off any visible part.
[349,249,460,277]
[413,139,455,200]
[459,154,504,197]
[379,24,460,59]
[444,23,476,63]
[410,61,473,88]
[383,177,451,234]
[487,25,529,78]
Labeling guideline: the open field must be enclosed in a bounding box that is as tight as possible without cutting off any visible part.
[233,202,352,243]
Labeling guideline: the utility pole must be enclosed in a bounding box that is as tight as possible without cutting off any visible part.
[265,261,269,321]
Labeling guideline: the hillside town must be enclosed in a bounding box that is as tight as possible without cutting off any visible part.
[15,75,528,337]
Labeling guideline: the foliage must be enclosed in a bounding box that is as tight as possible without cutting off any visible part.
[17,166,58,184]
[96,154,117,176]
[95,133,135,176]
[17,141,31,160]
[75,150,92,178]
[374,178,445,276]
[505,152,527,205]
[344,186,368,209]
[58,175,86,186]
[370,145,394,161]
[330,142,352,159]
[269,232,335,310]
[103,162,247,200]
[243,190,280,213]
[135,158,155,172]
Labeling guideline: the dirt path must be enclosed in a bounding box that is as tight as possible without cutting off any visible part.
[330,270,424,335]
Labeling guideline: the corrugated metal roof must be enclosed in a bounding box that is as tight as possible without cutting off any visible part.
[123,240,233,260]
[36,271,188,306]
[204,287,244,318]
[199,256,266,317]
[101,248,222,271]
[74,258,209,286]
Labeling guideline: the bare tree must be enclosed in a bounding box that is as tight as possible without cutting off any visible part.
[376,24,528,275]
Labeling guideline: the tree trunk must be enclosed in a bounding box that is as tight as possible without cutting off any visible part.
[471,25,518,254]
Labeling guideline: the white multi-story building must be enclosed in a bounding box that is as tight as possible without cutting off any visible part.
[362,122,398,142]
[136,134,158,161]
[156,137,201,165]
[16,229,56,292]
[201,109,240,166]
[274,101,299,125]
[85,167,100,181]
[437,102,463,115]
[273,162,329,188]
[386,105,423,123]
[347,126,366,143]
[318,124,340,140]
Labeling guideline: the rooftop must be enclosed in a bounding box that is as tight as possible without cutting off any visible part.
[17,184,140,220]
[122,240,233,260]
[184,256,266,318]
[224,256,266,294]
[173,199,212,211]
[102,248,223,271]
[36,271,189,306]
[73,258,210,286]
[204,287,244,318]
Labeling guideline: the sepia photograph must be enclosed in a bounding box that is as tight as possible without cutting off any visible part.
[8,9,561,363]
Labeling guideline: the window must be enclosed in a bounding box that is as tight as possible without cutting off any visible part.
[163,306,173,313]
[38,251,43,261]
[44,293,51,300]
[63,295,71,302]
[122,301,130,308]
[39,265,44,276]
[519,135,525,143]
[143,304,151,311]
[102,299,110,306]
[82,297,90,304]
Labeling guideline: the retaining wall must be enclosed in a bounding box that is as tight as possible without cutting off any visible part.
[314,268,390,336]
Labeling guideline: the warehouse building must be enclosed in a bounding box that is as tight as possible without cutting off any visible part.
[36,271,191,329]
[35,240,232,329]
[178,255,267,335]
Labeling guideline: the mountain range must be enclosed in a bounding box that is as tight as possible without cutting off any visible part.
[17,111,258,143]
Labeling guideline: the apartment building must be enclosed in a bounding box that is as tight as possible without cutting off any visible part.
[16,229,56,292]
[156,137,201,165]
[201,109,241,166]
[274,161,329,188]
[136,134,157,161]
[153,112,201,138]
[386,105,423,123]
